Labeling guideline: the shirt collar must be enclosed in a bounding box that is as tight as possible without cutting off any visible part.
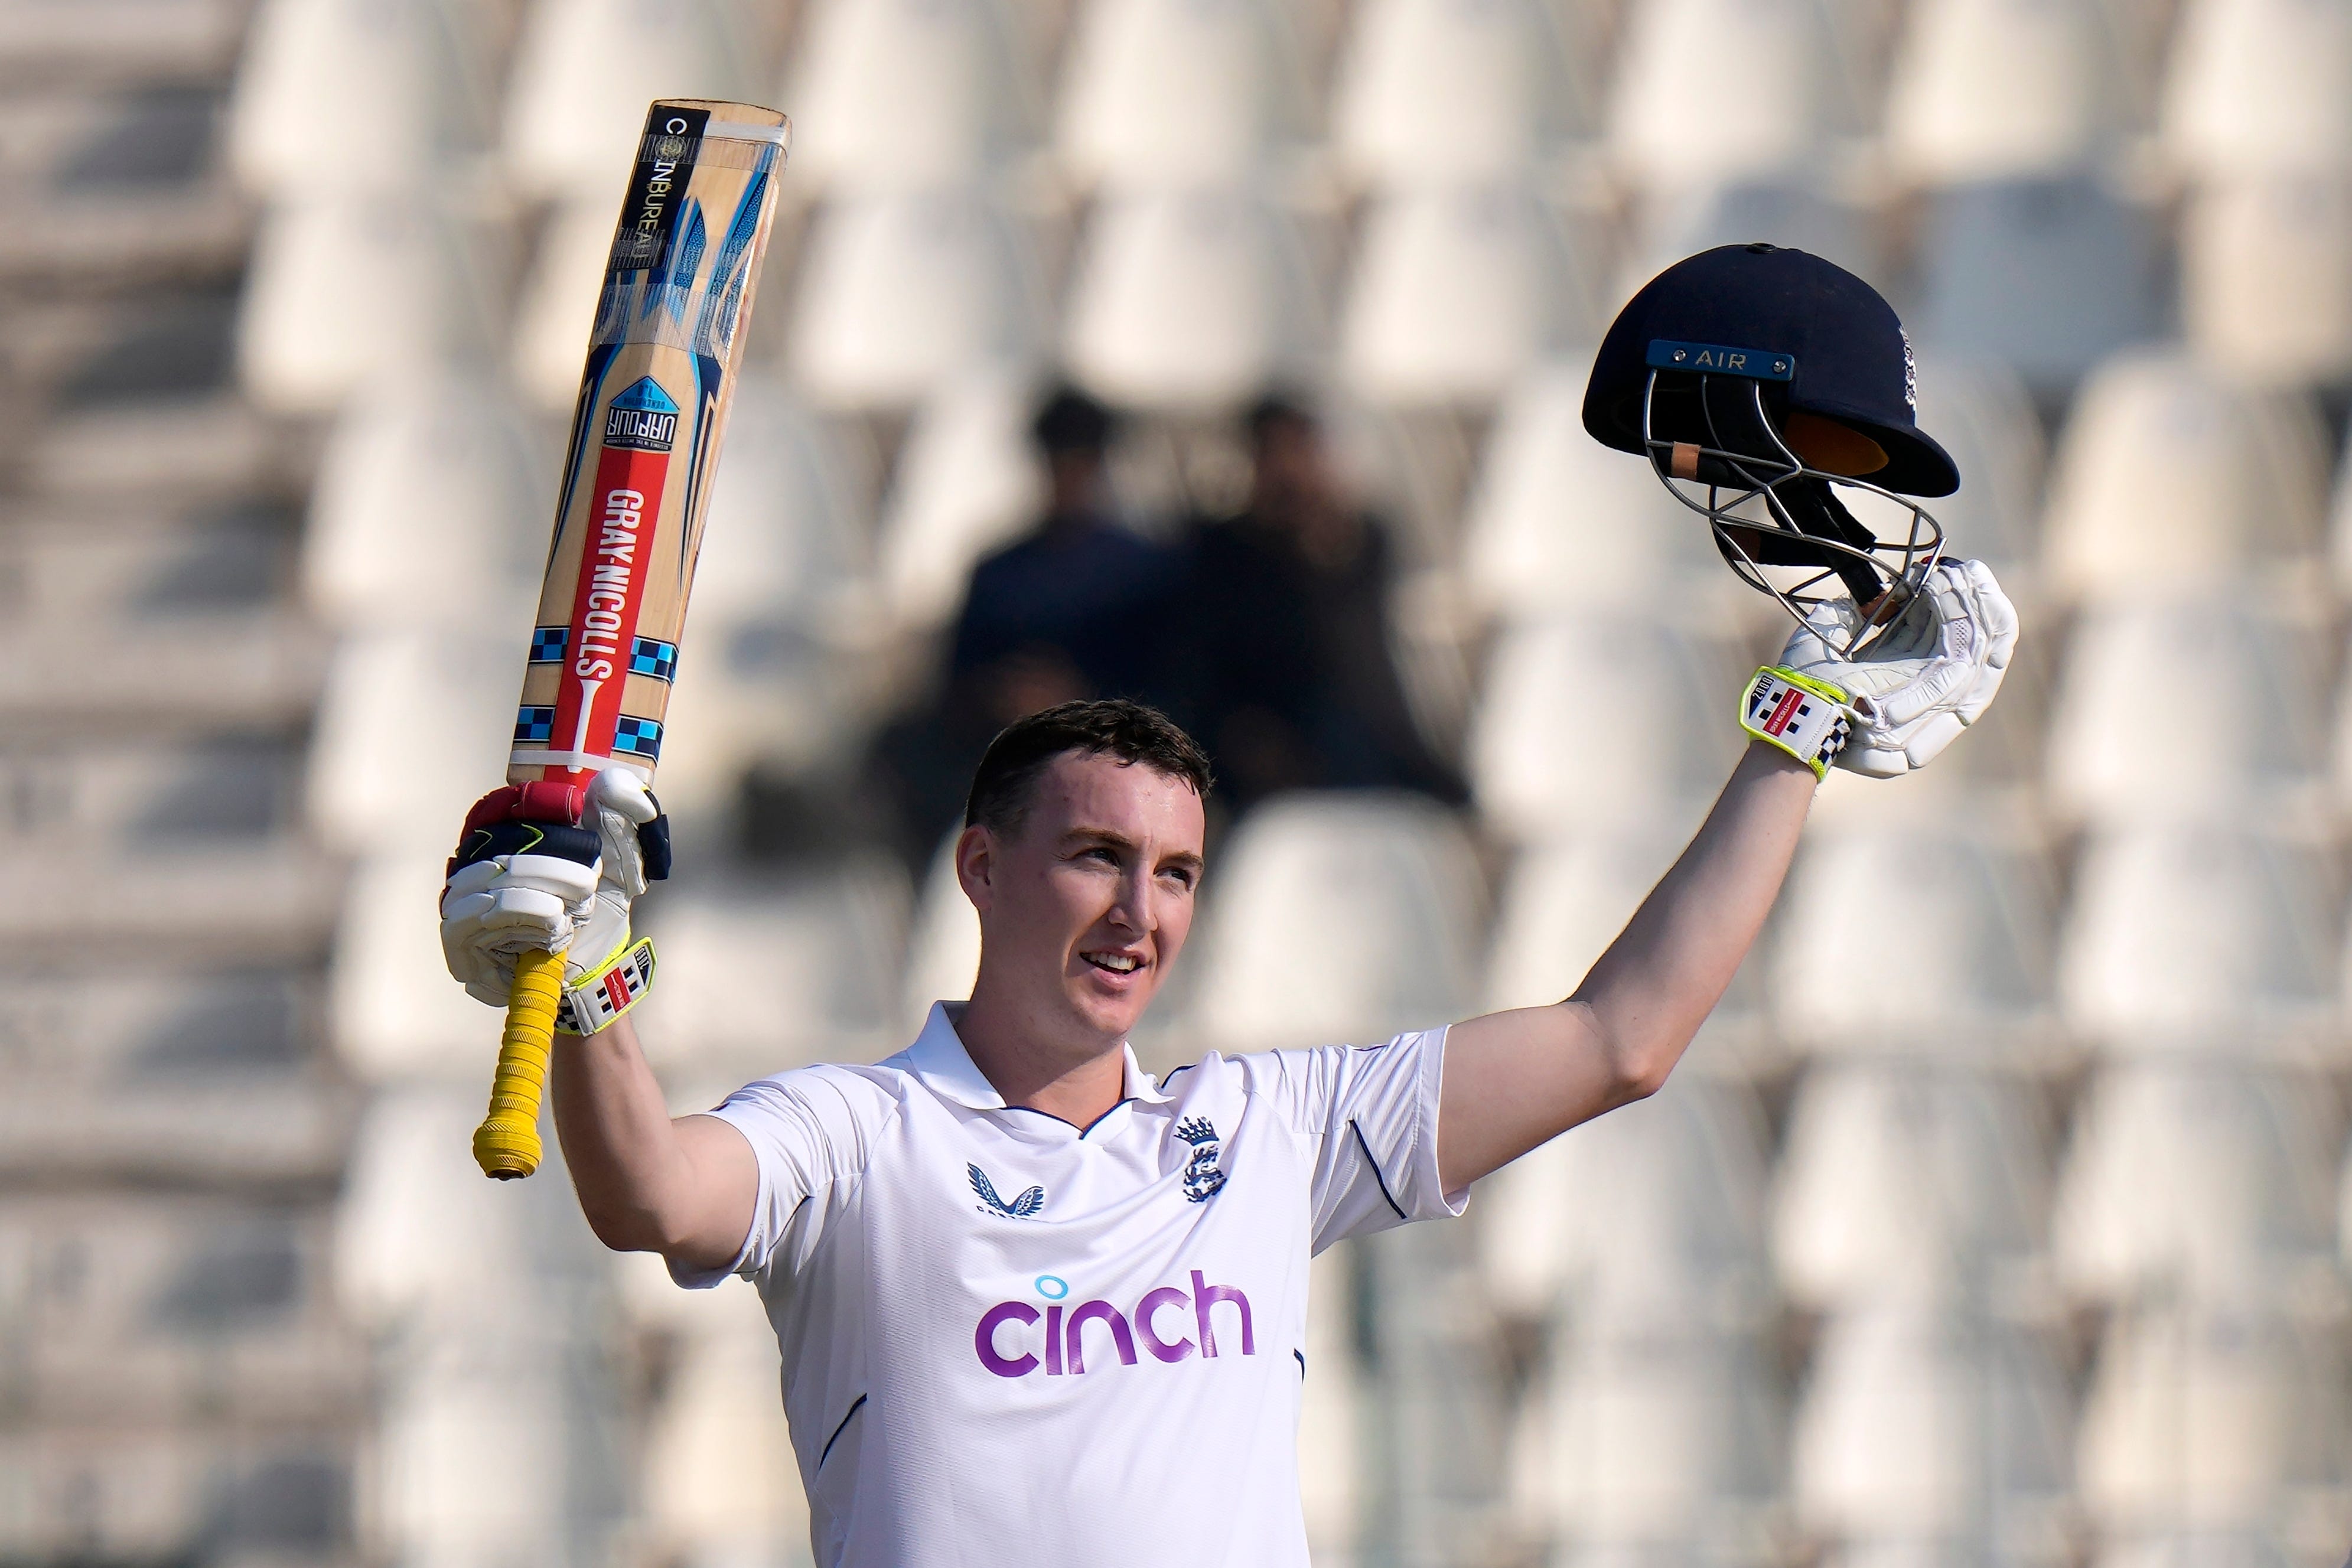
[914,1002,1172,1110]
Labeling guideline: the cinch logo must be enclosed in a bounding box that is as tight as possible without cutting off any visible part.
[975,1271,1253,1378]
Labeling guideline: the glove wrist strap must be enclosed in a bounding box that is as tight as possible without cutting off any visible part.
[556,937,657,1035]
[1740,666,1852,780]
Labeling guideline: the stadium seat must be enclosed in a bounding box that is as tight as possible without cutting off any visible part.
[2077,1305,2350,1530]
[2047,597,2333,824]
[306,625,514,856]
[302,368,549,630]
[2161,0,2352,180]
[678,374,873,633]
[1607,0,1858,190]
[1328,0,1584,190]
[789,188,1046,412]
[1485,829,1769,1025]
[1914,178,2164,392]
[1908,356,2046,579]
[876,366,1047,631]
[2182,174,2352,384]
[334,1085,607,1326]
[2093,1534,2299,1568]
[1063,187,1320,409]
[330,848,513,1079]
[1881,0,2126,183]
[1773,1061,2051,1309]
[630,866,910,1077]
[2059,823,2341,1048]
[1477,1071,1773,1332]
[2051,1061,2341,1304]
[501,0,751,203]
[783,0,1035,194]
[2042,351,2330,602]
[1054,0,1305,190]
[1527,1329,1784,1540]
[227,0,496,196]
[902,830,982,1035]
[1793,1307,2074,1538]
[511,194,622,409]
[1774,817,2060,1049]
[236,190,503,415]
[1189,793,1483,1051]
[1298,1248,1362,1559]
[1461,361,1742,621]
[1471,617,1745,842]
[1340,185,1595,406]
[641,1324,808,1562]
[1617,180,1885,308]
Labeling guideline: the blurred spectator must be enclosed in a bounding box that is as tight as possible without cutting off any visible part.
[1172,394,1468,813]
[867,385,1182,868]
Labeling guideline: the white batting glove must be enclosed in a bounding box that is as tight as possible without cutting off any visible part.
[439,770,665,1017]
[1779,558,2018,778]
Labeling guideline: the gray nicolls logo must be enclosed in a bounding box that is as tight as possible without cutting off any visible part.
[1175,1117,1227,1203]
[969,1163,1045,1219]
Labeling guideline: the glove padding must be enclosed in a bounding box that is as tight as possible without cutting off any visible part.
[439,769,664,1008]
[1779,558,2018,778]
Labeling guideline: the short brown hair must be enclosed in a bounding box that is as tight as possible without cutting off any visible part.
[964,700,1213,839]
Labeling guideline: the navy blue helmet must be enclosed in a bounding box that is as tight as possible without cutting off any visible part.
[1583,243,1954,644]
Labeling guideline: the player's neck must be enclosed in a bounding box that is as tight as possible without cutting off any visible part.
[955,989,1129,1130]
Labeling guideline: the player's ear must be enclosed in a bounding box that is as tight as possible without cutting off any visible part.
[953,823,996,913]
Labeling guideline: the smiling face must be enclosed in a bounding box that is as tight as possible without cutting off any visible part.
[956,750,1207,1056]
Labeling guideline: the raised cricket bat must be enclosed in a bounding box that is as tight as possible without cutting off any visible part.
[472,100,790,1179]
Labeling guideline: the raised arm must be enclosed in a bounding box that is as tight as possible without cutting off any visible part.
[549,1013,758,1270]
[1436,741,1815,1189]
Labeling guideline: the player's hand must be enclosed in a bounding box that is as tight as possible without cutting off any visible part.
[439,770,669,1007]
[1780,558,2018,777]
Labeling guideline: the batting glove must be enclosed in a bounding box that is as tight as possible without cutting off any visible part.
[439,769,671,1031]
[1777,558,2019,778]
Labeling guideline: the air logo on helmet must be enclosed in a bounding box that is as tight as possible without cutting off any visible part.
[1646,339,1796,382]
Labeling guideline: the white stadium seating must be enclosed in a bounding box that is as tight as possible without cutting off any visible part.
[1188,793,1484,1051]
[305,625,514,855]
[510,193,626,409]
[1773,817,2060,1049]
[1882,0,2127,183]
[1618,180,1885,307]
[330,847,514,1080]
[641,1324,809,1564]
[2182,173,2352,385]
[1461,361,1741,621]
[237,190,504,415]
[1908,355,2047,579]
[1793,1306,2075,1538]
[2051,1060,2342,1303]
[228,0,496,196]
[2077,1304,2351,1530]
[1527,1329,1786,1540]
[876,366,1048,631]
[501,0,751,203]
[1478,1072,1774,1332]
[302,367,548,631]
[1330,0,1583,190]
[1054,0,1306,190]
[790,188,1046,412]
[2059,823,2342,1048]
[1340,185,1596,405]
[2161,0,2352,178]
[2042,351,2330,601]
[1470,615,1747,842]
[901,830,982,1035]
[1774,1061,2052,1309]
[2047,596,2334,824]
[1607,0,1858,190]
[1063,187,1321,410]
[783,0,1035,194]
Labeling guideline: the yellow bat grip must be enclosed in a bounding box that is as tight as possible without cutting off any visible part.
[473,947,564,1179]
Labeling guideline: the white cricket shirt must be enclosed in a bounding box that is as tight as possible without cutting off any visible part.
[675,1002,1467,1567]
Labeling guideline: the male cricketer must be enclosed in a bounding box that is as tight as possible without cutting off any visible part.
[438,246,2018,1566]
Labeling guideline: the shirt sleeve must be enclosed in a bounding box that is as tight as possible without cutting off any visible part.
[666,1067,888,1289]
[1250,1026,1468,1254]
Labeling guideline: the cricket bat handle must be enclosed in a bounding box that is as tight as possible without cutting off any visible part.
[473,947,566,1178]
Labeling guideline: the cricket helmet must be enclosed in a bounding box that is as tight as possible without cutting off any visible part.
[1583,243,1955,654]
